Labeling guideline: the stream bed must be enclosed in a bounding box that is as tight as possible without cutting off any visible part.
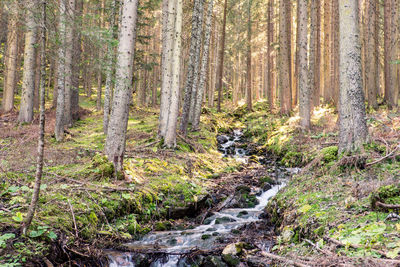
[106,130,298,267]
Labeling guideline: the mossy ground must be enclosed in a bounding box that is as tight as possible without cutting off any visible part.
[0,95,242,265]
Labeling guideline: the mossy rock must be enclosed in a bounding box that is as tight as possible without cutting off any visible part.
[222,254,240,267]
[201,234,212,240]
[215,217,236,224]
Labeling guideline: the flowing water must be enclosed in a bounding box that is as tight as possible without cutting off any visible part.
[107,130,297,267]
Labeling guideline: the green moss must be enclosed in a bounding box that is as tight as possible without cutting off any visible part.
[321,146,338,163]
[281,151,303,167]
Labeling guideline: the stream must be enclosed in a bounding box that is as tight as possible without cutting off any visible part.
[106,130,297,267]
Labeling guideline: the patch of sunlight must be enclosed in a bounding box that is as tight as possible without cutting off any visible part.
[312,105,335,121]
[287,115,300,126]
[237,99,246,107]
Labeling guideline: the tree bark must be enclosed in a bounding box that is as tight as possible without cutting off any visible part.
[192,0,214,130]
[298,0,310,129]
[279,0,292,114]
[105,0,139,171]
[180,0,203,134]
[216,0,228,112]
[103,0,118,134]
[338,0,368,153]
[18,0,38,122]
[55,0,67,141]
[365,0,378,109]
[246,0,253,111]
[2,1,19,113]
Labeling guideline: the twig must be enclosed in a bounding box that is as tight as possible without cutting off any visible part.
[127,140,159,152]
[324,236,388,258]
[366,145,400,167]
[261,252,311,267]
[303,239,334,256]
[68,199,79,238]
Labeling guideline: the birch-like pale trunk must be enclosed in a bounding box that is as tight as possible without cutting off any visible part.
[164,0,183,148]
[298,0,310,129]
[192,0,214,131]
[103,0,118,134]
[18,0,39,123]
[338,0,368,153]
[180,0,202,134]
[105,0,139,171]
[55,0,67,141]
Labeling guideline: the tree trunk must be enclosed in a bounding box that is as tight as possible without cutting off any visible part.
[266,0,273,108]
[18,0,38,123]
[96,71,102,111]
[63,0,76,126]
[55,0,67,141]
[163,0,183,148]
[105,0,139,171]
[2,2,19,113]
[298,0,310,129]
[338,0,368,153]
[103,0,118,134]
[22,0,46,235]
[216,0,228,112]
[279,0,292,114]
[313,0,321,107]
[365,0,378,109]
[246,0,253,111]
[192,0,214,130]
[180,0,203,134]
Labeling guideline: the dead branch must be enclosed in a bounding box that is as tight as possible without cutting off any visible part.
[261,252,311,267]
[127,140,160,152]
[303,239,334,256]
[366,145,400,167]
[375,201,400,210]
[68,200,79,239]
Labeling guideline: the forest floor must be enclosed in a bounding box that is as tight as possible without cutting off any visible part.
[1,96,400,266]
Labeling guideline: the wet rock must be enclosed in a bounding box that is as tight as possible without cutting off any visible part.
[207,227,217,231]
[203,217,214,225]
[222,243,243,266]
[262,183,272,192]
[201,256,228,267]
[237,210,248,218]
[222,254,241,267]
[215,216,236,224]
[201,234,212,240]
[217,135,229,144]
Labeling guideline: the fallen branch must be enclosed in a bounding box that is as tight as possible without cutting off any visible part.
[366,145,400,167]
[324,236,388,258]
[261,252,311,267]
[303,239,334,256]
[68,200,79,239]
[375,201,400,210]
[127,140,159,152]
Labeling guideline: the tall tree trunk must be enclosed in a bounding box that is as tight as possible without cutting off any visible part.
[103,0,118,134]
[279,0,292,114]
[163,0,183,147]
[2,2,19,113]
[63,0,76,126]
[313,0,321,107]
[331,0,340,106]
[216,0,228,112]
[266,0,273,108]
[105,0,139,171]
[323,0,332,103]
[338,0,368,153]
[18,0,38,123]
[21,0,46,235]
[365,0,378,109]
[192,0,214,130]
[71,0,83,121]
[309,0,317,110]
[298,0,310,129]
[246,0,253,111]
[55,0,67,141]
